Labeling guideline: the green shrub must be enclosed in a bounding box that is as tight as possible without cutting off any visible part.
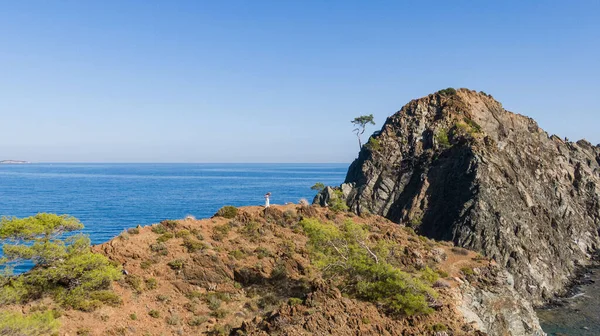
[435,128,451,149]
[182,239,207,253]
[129,313,137,320]
[0,310,60,336]
[310,183,325,192]
[166,314,181,325]
[461,267,474,276]
[210,309,229,318]
[156,232,174,243]
[431,323,448,332]
[436,269,449,278]
[140,260,154,269]
[204,294,222,310]
[212,223,231,241]
[215,206,238,219]
[89,290,122,307]
[148,310,160,318]
[288,297,303,306]
[366,137,382,151]
[464,118,482,133]
[175,229,190,238]
[156,294,170,303]
[240,221,261,241]
[229,249,246,260]
[255,247,271,259]
[167,259,184,270]
[160,220,178,230]
[437,87,457,96]
[145,277,158,290]
[420,267,439,284]
[124,274,144,293]
[301,218,436,316]
[151,224,167,234]
[188,316,208,326]
[127,227,140,235]
[149,242,168,255]
[329,190,348,213]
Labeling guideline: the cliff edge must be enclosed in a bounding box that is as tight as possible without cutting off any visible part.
[318,88,600,306]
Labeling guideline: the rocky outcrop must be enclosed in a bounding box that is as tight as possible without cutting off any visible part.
[321,89,600,306]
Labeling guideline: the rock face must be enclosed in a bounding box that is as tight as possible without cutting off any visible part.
[327,89,600,305]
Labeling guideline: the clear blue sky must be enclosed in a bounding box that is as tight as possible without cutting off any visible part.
[1,1,598,163]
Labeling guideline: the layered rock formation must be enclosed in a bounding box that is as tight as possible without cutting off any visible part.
[319,88,600,305]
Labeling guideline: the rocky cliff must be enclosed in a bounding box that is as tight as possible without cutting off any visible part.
[319,88,600,306]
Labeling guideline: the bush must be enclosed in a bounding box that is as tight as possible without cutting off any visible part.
[240,221,261,241]
[89,290,122,307]
[160,220,178,230]
[329,190,348,213]
[182,239,206,253]
[145,278,158,290]
[167,259,184,270]
[124,274,144,293]
[127,227,140,235]
[151,224,167,234]
[215,206,238,219]
[212,223,231,241]
[156,232,174,243]
[229,249,246,260]
[150,242,168,255]
[435,128,451,149]
[148,310,160,318]
[166,314,181,325]
[175,229,190,238]
[255,247,271,259]
[436,269,449,278]
[437,87,457,96]
[0,310,60,336]
[210,309,229,318]
[129,313,137,320]
[188,316,208,326]
[140,260,154,269]
[461,267,474,276]
[301,218,436,316]
[288,297,303,306]
[366,137,382,151]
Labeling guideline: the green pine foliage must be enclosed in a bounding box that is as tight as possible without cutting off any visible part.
[301,218,436,316]
[0,213,122,311]
[0,310,60,336]
[328,190,349,213]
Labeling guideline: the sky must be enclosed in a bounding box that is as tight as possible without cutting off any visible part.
[0,1,598,163]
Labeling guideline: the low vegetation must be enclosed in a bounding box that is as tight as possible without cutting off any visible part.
[0,214,121,312]
[435,128,451,149]
[215,206,238,219]
[329,190,349,213]
[301,218,437,316]
[437,87,457,96]
[0,310,60,336]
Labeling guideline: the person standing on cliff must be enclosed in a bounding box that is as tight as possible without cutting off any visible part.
[265,192,271,208]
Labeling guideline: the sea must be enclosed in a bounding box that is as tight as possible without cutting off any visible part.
[0,163,347,243]
[0,162,592,335]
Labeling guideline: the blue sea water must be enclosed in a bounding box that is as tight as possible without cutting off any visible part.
[0,163,347,244]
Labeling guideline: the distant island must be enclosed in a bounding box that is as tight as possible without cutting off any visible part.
[0,160,30,164]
